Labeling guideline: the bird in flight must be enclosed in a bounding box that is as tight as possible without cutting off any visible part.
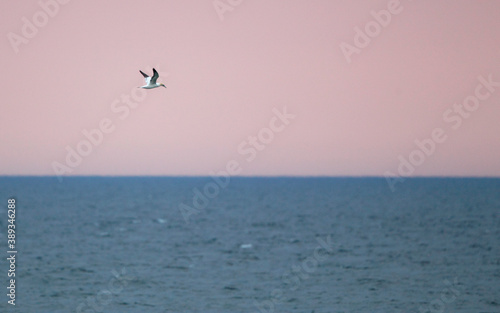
[139,68,166,89]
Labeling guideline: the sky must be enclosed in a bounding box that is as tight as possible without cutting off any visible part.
[1,0,499,177]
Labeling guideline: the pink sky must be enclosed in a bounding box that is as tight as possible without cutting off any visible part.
[1,0,500,177]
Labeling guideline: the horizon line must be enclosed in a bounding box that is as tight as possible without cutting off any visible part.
[1,175,500,179]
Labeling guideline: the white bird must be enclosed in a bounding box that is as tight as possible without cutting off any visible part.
[139,68,166,89]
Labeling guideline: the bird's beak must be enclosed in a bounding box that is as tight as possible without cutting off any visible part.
[162,84,167,88]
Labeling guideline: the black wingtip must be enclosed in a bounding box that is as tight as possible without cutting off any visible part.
[139,70,149,78]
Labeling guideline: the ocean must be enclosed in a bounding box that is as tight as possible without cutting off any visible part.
[0,177,498,312]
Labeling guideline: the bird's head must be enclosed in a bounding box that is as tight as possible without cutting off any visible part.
[160,83,166,88]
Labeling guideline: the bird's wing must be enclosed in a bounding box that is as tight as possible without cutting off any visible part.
[151,68,159,84]
[140,70,151,84]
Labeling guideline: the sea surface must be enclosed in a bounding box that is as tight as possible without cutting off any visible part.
[0,177,498,313]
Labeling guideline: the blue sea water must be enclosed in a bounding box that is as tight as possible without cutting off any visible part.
[0,177,498,313]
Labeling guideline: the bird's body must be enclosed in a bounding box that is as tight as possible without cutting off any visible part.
[139,68,166,89]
